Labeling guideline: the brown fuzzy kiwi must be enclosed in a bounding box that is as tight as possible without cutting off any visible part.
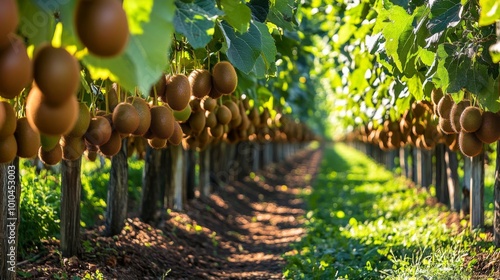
[68,102,91,138]
[189,110,206,133]
[15,117,40,158]
[216,105,232,125]
[60,136,85,161]
[260,108,270,126]
[163,74,191,111]
[85,150,98,162]
[437,94,454,119]
[205,110,217,129]
[149,105,174,139]
[107,83,120,111]
[242,98,250,110]
[75,0,129,57]
[0,101,16,140]
[168,122,183,146]
[40,134,60,151]
[0,0,18,47]
[180,122,192,136]
[438,117,455,135]
[459,131,483,157]
[200,96,217,112]
[208,124,224,139]
[99,130,122,156]
[224,100,240,121]
[411,102,426,118]
[84,116,112,146]
[0,134,16,163]
[411,121,425,136]
[173,104,192,122]
[26,86,79,136]
[431,88,444,105]
[198,128,210,146]
[189,98,202,112]
[460,106,482,133]
[33,45,80,106]
[0,102,4,130]
[248,107,260,127]
[38,144,62,165]
[126,97,151,136]
[112,102,140,134]
[148,137,167,149]
[450,99,470,133]
[208,86,223,99]
[229,114,242,128]
[149,74,166,98]
[0,35,32,99]
[189,69,212,98]
[212,61,237,94]
[475,111,500,144]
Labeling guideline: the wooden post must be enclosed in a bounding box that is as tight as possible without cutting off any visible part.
[140,146,162,223]
[0,158,20,279]
[445,147,460,212]
[105,138,128,236]
[186,149,196,201]
[494,141,500,246]
[199,147,211,197]
[61,157,82,257]
[470,152,485,230]
[463,154,472,216]
[171,145,185,210]
[252,142,260,171]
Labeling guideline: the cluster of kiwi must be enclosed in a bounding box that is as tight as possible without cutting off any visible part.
[75,0,129,57]
[434,89,499,157]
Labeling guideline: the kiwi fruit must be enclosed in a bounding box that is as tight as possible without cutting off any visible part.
[99,130,122,156]
[216,105,232,125]
[229,114,242,128]
[168,122,183,146]
[148,137,167,149]
[200,96,217,111]
[60,136,85,161]
[189,98,202,112]
[0,0,18,47]
[208,124,224,139]
[40,134,61,151]
[439,117,455,135]
[248,107,260,126]
[84,116,112,146]
[208,86,223,99]
[224,100,240,121]
[68,102,91,137]
[38,144,62,165]
[212,61,237,94]
[0,102,4,130]
[0,134,16,163]
[150,105,174,139]
[163,74,191,111]
[149,74,166,98]
[33,45,80,106]
[75,0,129,57]
[459,131,483,157]
[411,121,425,136]
[431,88,444,105]
[189,110,206,133]
[85,150,98,162]
[127,97,151,136]
[460,106,482,133]
[15,117,41,158]
[189,69,212,98]
[411,102,426,118]
[173,104,192,122]
[475,111,500,144]
[0,101,16,140]
[26,86,79,136]
[205,110,217,129]
[180,122,192,136]
[0,35,32,99]
[112,102,140,134]
[437,94,454,119]
[450,99,470,133]
[107,84,121,111]
[242,98,250,110]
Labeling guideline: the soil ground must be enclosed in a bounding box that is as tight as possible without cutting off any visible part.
[17,147,323,279]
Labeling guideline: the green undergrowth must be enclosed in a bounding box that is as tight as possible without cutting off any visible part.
[283,143,479,279]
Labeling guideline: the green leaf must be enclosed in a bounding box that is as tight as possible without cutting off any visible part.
[490,41,500,63]
[427,0,461,35]
[403,74,424,100]
[82,0,176,96]
[477,76,500,112]
[267,0,295,31]
[248,0,270,23]
[18,1,56,46]
[174,0,222,49]
[220,21,262,74]
[255,22,277,75]
[478,0,500,26]
[220,0,252,33]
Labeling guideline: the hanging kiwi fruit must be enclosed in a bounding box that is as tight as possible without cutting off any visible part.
[0,35,32,99]
[0,0,18,48]
[189,69,212,98]
[212,61,237,94]
[163,74,191,111]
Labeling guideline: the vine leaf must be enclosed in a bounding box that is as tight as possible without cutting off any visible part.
[220,0,252,33]
[82,0,176,96]
[478,0,500,26]
[220,21,262,74]
[427,0,461,35]
[248,0,270,23]
[255,22,277,76]
[18,1,56,46]
[174,0,222,49]
[268,0,295,31]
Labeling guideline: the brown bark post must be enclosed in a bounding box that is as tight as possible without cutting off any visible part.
[140,146,162,223]
[186,149,196,201]
[105,138,128,236]
[171,144,185,210]
[445,147,460,212]
[494,142,500,246]
[470,151,485,230]
[61,157,82,257]
[435,144,449,205]
[199,147,211,197]
[0,158,20,279]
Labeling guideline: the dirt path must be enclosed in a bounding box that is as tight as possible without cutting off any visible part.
[18,146,323,279]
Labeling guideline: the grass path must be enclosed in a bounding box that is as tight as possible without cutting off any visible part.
[284,143,474,279]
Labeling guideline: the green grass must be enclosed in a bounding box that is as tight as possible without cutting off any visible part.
[283,143,478,279]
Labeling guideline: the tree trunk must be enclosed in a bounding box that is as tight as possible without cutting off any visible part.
[171,145,185,210]
[161,148,172,217]
[0,158,20,279]
[140,146,162,223]
[105,138,128,236]
[61,157,82,257]
[445,147,460,212]
[470,152,485,230]
[199,147,211,197]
